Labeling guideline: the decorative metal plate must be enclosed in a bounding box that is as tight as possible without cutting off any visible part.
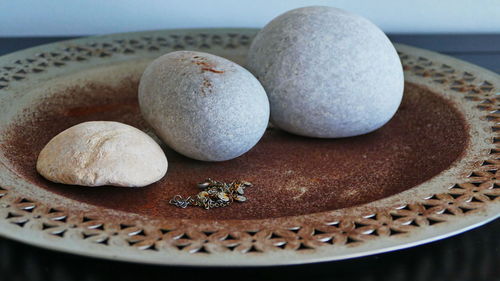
[0,29,498,266]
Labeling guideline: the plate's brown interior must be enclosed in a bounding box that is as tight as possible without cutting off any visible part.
[2,79,468,220]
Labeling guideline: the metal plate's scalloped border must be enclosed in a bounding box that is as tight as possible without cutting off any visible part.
[0,29,498,266]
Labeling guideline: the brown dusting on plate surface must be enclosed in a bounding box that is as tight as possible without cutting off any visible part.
[2,80,468,220]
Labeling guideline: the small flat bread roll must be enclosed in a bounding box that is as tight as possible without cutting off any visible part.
[36,121,168,187]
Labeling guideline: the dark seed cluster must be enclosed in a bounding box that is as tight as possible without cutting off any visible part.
[169,178,252,209]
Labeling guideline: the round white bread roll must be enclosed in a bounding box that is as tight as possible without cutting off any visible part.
[36,121,168,187]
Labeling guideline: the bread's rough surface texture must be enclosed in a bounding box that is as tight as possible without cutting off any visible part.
[247,6,404,138]
[36,121,168,187]
[139,51,270,161]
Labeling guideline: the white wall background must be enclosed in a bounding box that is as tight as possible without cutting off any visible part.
[0,0,499,36]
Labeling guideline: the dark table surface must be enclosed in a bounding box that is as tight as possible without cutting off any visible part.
[0,35,499,281]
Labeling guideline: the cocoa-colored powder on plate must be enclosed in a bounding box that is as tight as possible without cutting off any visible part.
[1,80,468,220]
